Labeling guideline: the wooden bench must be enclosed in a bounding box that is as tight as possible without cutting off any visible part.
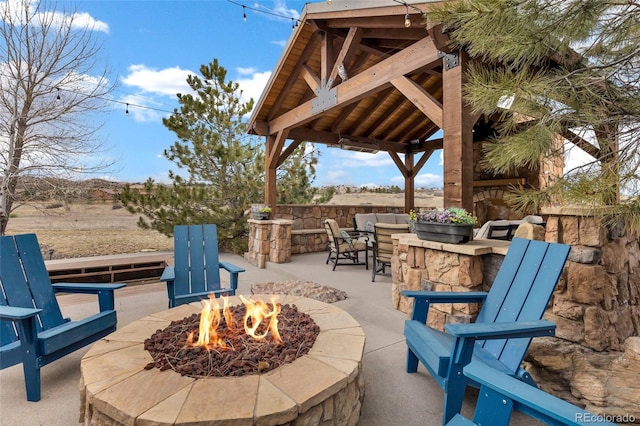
[447,362,617,426]
[46,251,172,284]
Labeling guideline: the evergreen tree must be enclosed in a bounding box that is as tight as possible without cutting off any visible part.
[429,0,640,233]
[121,59,319,253]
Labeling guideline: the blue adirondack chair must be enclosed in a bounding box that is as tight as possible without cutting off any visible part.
[447,362,616,426]
[0,234,125,401]
[403,237,571,425]
[161,224,245,308]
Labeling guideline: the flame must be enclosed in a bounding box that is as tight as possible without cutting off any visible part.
[186,295,282,349]
[239,295,282,343]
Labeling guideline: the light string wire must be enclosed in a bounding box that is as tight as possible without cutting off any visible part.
[225,0,306,27]
[0,70,178,115]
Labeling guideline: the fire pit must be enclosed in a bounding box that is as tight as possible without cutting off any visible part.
[79,295,365,425]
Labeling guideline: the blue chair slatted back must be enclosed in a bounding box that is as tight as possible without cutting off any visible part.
[173,224,222,298]
[0,234,66,344]
[475,238,570,372]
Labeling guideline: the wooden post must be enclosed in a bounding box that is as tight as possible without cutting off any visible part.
[404,152,415,212]
[442,50,474,212]
[265,135,277,211]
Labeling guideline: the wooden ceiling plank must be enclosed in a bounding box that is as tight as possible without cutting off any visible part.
[352,87,395,135]
[267,37,440,135]
[391,76,443,128]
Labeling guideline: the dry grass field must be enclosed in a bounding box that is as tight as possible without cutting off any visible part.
[6,204,174,259]
[6,193,443,259]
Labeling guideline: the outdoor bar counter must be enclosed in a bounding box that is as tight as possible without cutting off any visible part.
[390,233,512,327]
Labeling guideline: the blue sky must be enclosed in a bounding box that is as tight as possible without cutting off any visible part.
[71,0,445,188]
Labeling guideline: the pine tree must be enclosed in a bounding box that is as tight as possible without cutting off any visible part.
[121,59,319,253]
[428,0,640,234]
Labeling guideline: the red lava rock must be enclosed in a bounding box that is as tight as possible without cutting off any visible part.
[144,303,319,378]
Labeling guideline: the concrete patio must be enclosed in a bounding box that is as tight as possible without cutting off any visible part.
[0,251,541,425]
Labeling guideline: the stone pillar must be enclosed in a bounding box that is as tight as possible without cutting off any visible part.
[247,219,271,269]
[269,220,292,264]
[393,236,488,329]
[247,219,293,269]
[542,206,639,352]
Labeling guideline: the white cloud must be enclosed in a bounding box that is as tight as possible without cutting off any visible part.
[336,151,395,168]
[237,67,257,76]
[0,1,109,33]
[270,0,300,20]
[70,11,109,33]
[121,64,193,96]
[237,70,272,105]
[271,40,288,48]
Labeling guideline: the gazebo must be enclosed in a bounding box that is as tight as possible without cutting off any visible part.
[248,0,504,215]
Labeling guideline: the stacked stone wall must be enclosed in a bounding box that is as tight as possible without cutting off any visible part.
[275,204,406,255]
[543,209,640,352]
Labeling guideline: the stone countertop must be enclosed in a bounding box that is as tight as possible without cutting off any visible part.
[394,233,511,256]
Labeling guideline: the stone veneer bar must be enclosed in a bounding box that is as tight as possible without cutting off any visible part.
[79,295,365,426]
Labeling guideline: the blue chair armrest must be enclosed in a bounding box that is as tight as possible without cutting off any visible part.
[52,283,125,312]
[445,320,556,340]
[0,306,42,320]
[462,362,618,426]
[52,283,126,293]
[402,290,488,322]
[160,265,175,282]
[402,290,488,303]
[219,261,245,292]
[219,261,245,275]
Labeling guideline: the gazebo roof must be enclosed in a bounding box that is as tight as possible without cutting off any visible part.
[247,0,494,213]
[248,0,451,155]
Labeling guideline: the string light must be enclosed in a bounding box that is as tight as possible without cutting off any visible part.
[242,5,246,22]
[56,87,60,100]
[125,103,129,116]
[404,5,411,28]
[326,0,332,4]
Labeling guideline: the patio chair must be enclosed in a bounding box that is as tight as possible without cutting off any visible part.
[447,362,616,426]
[161,224,245,308]
[403,237,571,425]
[371,222,410,282]
[0,233,125,401]
[323,219,368,270]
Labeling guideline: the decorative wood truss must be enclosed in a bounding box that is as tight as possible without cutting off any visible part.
[247,0,602,213]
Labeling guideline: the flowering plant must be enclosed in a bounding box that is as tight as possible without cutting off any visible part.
[409,207,476,225]
[251,204,271,213]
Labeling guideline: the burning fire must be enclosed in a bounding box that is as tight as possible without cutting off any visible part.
[186,295,282,349]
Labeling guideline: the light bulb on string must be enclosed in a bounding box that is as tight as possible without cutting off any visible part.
[56,87,61,100]
[326,0,332,4]
[125,103,129,116]
[243,5,246,22]
[404,5,411,28]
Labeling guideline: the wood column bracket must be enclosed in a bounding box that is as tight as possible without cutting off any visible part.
[438,50,460,70]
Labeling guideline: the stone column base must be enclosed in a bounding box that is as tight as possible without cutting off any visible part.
[246,219,292,268]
